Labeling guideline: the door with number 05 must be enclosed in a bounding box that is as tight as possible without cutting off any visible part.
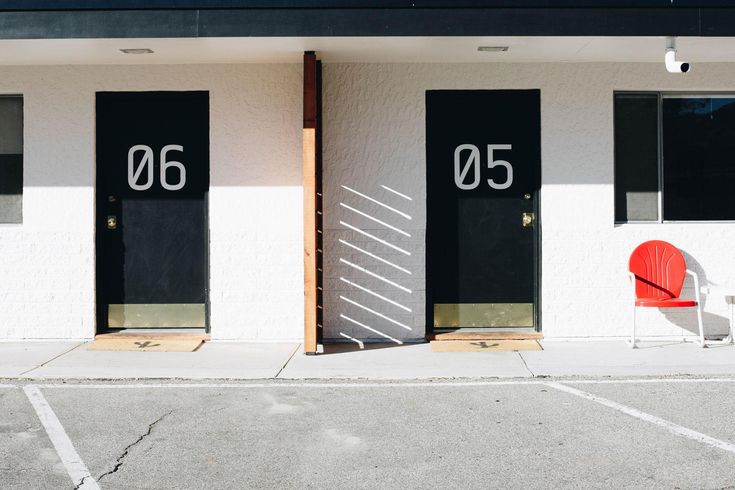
[426,90,540,330]
[96,91,209,330]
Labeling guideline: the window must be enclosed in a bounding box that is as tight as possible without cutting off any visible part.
[614,93,660,222]
[0,96,23,224]
[615,92,735,222]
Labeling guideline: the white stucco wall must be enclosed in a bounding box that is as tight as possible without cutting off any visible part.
[4,60,735,342]
[0,64,303,340]
[322,62,735,342]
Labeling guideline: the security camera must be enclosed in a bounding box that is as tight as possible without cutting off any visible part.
[665,37,690,73]
[666,49,690,73]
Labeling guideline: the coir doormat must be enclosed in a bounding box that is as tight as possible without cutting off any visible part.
[87,334,206,352]
[430,339,542,352]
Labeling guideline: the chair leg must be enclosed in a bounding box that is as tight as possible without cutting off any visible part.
[696,304,706,348]
[629,305,637,349]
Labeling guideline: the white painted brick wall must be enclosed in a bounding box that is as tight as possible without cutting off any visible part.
[5,60,735,342]
[0,64,303,340]
[323,62,735,341]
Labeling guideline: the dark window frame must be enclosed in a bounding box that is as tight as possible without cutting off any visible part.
[0,94,23,225]
[614,91,735,224]
[614,91,662,224]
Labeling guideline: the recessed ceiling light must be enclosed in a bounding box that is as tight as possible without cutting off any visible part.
[120,48,154,55]
[477,46,509,52]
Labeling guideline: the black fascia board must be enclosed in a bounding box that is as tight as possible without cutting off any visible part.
[2,5,735,38]
[4,0,735,9]
[200,8,702,37]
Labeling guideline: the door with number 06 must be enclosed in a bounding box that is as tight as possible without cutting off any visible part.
[426,90,541,331]
[96,92,209,330]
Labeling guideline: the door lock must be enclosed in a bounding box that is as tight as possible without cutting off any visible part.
[522,212,535,228]
[106,216,118,230]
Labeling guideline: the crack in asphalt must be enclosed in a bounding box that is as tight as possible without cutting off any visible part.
[72,474,91,490]
[97,410,173,482]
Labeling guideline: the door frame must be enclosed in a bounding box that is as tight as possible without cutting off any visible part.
[424,89,542,334]
[94,90,211,334]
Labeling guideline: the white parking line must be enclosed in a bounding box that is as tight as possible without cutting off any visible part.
[569,378,735,384]
[23,385,100,490]
[546,382,735,455]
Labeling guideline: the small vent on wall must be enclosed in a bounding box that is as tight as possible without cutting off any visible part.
[120,48,154,55]
[477,46,509,52]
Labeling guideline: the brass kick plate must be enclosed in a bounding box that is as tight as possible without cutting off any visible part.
[434,303,534,328]
[108,304,206,328]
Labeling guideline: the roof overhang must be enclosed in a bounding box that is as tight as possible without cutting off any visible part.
[3,4,735,39]
[1,36,735,65]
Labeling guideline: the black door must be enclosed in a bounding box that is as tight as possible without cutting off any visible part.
[426,90,540,330]
[96,91,209,330]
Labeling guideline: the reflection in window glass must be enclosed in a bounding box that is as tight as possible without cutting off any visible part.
[663,97,735,221]
[614,94,660,222]
[0,96,23,224]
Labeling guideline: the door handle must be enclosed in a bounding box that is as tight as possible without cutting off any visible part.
[522,212,535,228]
[106,216,118,230]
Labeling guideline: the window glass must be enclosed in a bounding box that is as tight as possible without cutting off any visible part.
[663,97,735,221]
[0,96,23,224]
[614,93,659,222]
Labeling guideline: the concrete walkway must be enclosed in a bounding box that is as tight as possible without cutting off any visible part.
[2,340,735,380]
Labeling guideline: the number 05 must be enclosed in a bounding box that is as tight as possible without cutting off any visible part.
[452,143,513,191]
[487,144,513,190]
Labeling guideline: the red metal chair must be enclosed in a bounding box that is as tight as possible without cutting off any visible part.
[628,240,705,348]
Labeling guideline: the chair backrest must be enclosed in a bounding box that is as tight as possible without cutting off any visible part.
[629,240,687,300]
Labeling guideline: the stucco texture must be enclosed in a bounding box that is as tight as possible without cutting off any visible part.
[0,64,303,340]
[4,60,735,342]
[322,62,735,341]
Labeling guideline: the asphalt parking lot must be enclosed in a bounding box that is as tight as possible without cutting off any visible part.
[3,378,735,489]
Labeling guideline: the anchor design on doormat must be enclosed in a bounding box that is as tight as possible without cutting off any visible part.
[469,342,500,349]
[134,341,161,349]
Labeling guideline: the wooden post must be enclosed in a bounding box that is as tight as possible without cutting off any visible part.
[303,51,319,355]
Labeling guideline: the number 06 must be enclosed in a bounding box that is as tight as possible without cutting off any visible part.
[127,144,187,191]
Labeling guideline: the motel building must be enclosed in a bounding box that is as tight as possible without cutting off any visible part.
[3,1,735,354]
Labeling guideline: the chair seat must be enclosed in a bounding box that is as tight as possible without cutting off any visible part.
[635,298,697,308]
